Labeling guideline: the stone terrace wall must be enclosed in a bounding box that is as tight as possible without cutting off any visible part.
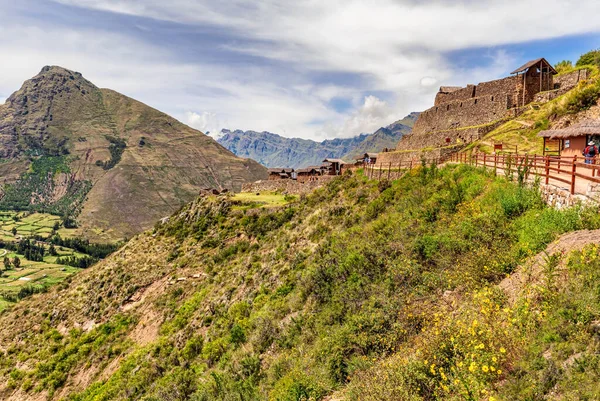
[555,68,589,91]
[435,85,475,106]
[411,95,510,137]
[242,176,335,195]
[475,76,517,98]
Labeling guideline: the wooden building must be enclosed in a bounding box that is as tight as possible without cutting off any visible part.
[268,168,296,180]
[322,159,347,175]
[538,120,600,157]
[296,167,321,182]
[363,153,378,164]
[511,58,558,107]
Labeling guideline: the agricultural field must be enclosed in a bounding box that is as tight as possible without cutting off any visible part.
[0,211,115,313]
[0,211,62,241]
[0,246,87,312]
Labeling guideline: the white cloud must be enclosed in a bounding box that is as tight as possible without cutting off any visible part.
[318,95,398,139]
[3,1,600,140]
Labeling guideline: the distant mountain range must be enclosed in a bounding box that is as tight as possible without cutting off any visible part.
[217,112,420,168]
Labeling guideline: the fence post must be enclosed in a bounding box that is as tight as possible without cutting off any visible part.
[544,155,550,185]
[494,153,497,175]
[571,155,577,195]
[483,153,487,169]
[388,162,391,180]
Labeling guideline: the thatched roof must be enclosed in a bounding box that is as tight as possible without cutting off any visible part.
[538,120,600,139]
[511,58,557,75]
[364,152,379,158]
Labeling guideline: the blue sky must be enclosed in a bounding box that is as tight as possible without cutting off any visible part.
[0,0,599,140]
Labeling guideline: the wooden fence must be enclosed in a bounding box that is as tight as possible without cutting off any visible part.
[366,153,600,196]
[447,152,600,195]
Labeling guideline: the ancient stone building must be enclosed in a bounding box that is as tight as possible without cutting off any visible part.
[377,58,588,166]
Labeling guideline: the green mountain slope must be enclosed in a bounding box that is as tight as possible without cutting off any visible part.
[1,165,599,400]
[0,67,267,241]
[217,112,418,168]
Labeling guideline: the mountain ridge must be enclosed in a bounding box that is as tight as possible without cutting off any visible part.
[217,112,419,168]
[0,66,267,241]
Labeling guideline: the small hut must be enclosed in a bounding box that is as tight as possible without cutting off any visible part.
[538,120,600,157]
[363,153,378,164]
[268,168,296,180]
[511,58,558,107]
[322,158,347,175]
[296,167,321,182]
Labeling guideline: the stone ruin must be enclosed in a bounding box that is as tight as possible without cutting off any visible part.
[377,58,589,166]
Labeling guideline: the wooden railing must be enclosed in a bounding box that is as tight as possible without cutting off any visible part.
[447,152,600,195]
[366,153,600,196]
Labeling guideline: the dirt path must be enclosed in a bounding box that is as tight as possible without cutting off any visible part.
[0,249,7,258]
[500,229,600,303]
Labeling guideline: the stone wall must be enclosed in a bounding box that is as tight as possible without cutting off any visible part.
[532,69,590,104]
[435,85,475,106]
[241,176,335,195]
[555,68,589,91]
[539,183,593,210]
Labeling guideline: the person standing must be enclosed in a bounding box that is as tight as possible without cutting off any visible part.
[584,141,598,165]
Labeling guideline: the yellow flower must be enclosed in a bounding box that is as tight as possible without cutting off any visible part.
[500,347,506,354]
[492,356,497,363]
[482,365,489,373]
[497,370,503,375]
[469,362,477,373]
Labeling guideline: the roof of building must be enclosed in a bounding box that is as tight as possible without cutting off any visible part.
[538,120,600,139]
[364,152,378,158]
[323,158,347,164]
[268,168,283,174]
[282,168,294,173]
[511,58,558,75]
[297,167,318,174]
[439,86,463,93]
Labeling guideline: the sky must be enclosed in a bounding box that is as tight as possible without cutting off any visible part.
[0,1,599,141]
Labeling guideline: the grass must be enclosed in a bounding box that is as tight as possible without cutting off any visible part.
[231,191,297,209]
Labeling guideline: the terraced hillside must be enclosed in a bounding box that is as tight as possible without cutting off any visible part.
[0,66,267,241]
[2,165,600,400]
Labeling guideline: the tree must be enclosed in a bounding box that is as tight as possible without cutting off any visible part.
[53,221,60,231]
[576,49,600,68]
[3,256,10,270]
[49,244,58,256]
[554,60,573,74]
[12,256,21,269]
[11,227,17,236]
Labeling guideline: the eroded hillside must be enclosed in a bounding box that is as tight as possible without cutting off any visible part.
[2,165,600,400]
[0,66,267,241]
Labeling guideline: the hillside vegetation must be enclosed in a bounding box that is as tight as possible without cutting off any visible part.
[1,164,600,400]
